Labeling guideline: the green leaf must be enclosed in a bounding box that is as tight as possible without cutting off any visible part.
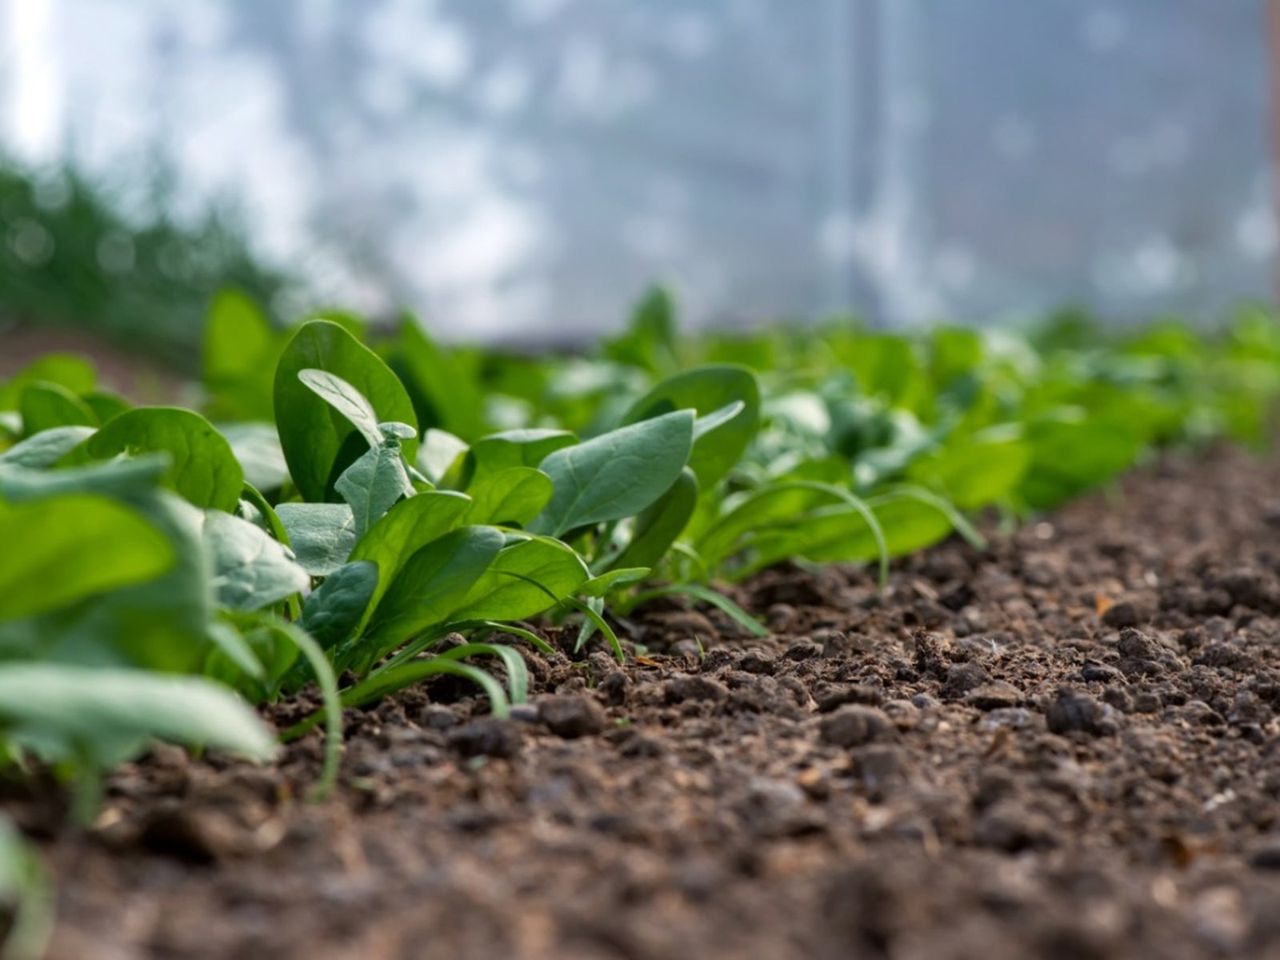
[335,440,415,540]
[448,534,590,622]
[462,467,553,526]
[0,426,96,468]
[203,289,281,422]
[362,525,505,659]
[623,365,759,488]
[300,560,379,650]
[1021,413,1141,508]
[297,368,385,448]
[275,502,358,576]
[0,811,52,960]
[529,409,695,536]
[202,510,310,611]
[274,320,418,501]
[748,490,953,570]
[697,480,887,582]
[907,431,1029,510]
[82,391,131,425]
[337,658,509,718]
[0,495,175,620]
[0,455,167,502]
[603,284,679,374]
[19,381,97,436]
[0,665,277,769]
[0,354,95,412]
[83,407,244,512]
[463,428,576,485]
[348,490,472,633]
[612,467,698,570]
[387,320,486,439]
[579,567,650,597]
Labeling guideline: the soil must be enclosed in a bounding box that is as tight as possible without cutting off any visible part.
[8,445,1280,959]
[0,321,186,403]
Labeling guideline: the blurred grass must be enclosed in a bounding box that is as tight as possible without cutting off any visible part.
[0,159,287,373]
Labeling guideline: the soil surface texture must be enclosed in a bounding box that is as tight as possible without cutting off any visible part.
[9,445,1280,960]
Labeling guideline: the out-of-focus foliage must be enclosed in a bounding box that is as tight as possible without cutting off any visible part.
[0,161,286,369]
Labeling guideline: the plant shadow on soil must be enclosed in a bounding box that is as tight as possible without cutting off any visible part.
[7,445,1280,960]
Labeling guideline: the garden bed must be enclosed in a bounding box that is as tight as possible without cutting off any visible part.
[12,443,1280,960]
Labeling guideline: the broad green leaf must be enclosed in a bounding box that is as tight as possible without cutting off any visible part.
[747,492,953,572]
[19,381,96,436]
[348,490,472,633]
[463,428,576,485]
[0,455,167,502]
[275,502,357,576]
[907,432,1029,510]
[0,665,277,768]
[462,467,553,526]
[448,535,590,622]
[1021,412,1141,508]
[0,426,95,468]
[1,491,214,673]
[82,390,131,425]
[204,289,276,382]
[623,365,759,488]
[297,368,384,448]
[0,354,94,411]
[202,510,310,611]
[529,409,695,536]
[83,407,244,512]
[203,289,280,421]
[300,560,379,650]
[833,331,928,410]
[612,467,698,571]
[580,567,650,597]
[274,320,418,501]
[335,440,415,539]
[696,484,835,569]
[603,284,679,374]
[362,525,505,657]
[0,495,174,620]
[387,320,485,439]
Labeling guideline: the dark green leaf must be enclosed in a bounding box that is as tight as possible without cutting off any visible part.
[273,320,417,502]
[462,467,553,526]
[300,560,379,650]
[0,495,174,620]
[83,407,244,512]
[335,440,415,539]
[529,410,694,536]
[202,510,310,611]
[363,525,505,656]
[623,365,759,488]
[275,502,357,576]
[448,534,589,622]
[612,467,698,570]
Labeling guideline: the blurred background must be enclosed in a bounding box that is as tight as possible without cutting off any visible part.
[0,0,1275,366]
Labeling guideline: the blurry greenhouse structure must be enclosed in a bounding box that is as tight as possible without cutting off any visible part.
[0,0,1275,339]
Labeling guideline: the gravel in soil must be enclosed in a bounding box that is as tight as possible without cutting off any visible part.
[9,446,1280,959]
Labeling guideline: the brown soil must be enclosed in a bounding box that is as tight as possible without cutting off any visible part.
[0,321,186,403]
[9,445,1280,960]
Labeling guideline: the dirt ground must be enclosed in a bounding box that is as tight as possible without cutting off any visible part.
[7,444,1280,959]
[0,322,187,402]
